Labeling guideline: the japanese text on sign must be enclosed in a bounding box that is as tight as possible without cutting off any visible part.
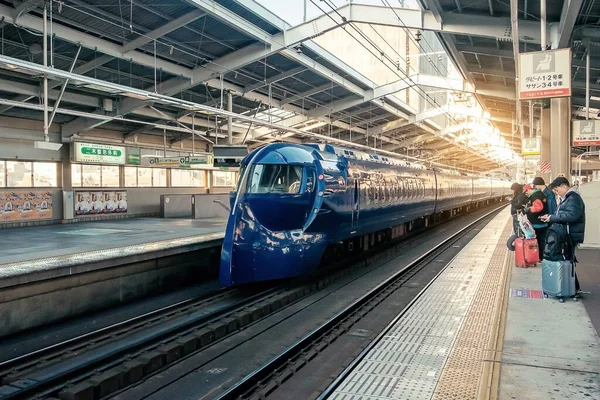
[73,142,126,164]
[518,49,571,100]
[572,120,600,147]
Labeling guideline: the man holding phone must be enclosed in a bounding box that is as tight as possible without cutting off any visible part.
[540,177,586,291]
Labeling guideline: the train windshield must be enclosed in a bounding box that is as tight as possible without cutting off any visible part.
[247,164,309,194]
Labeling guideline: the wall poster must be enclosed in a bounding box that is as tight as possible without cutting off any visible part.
[75,190,128,216]
[0,190,53,221]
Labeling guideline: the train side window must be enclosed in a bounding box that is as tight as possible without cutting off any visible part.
[305,169,315,193]
[400,179,406,200]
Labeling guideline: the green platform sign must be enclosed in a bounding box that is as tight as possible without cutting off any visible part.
[73,142,126,164]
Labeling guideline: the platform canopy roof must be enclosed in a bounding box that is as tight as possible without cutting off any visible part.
[0,0,594,171]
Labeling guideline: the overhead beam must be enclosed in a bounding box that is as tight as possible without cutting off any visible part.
[306,73,464,120]
[242,66,305,94]
[0,4,191,78]
[122,10,206,53]
[553,0,585,49]
[279,84,332,105]
[475,83,516,100]
[454,44,514,59]
[275,4,542,46]
[466,66,515,78]
[13,0,44,20]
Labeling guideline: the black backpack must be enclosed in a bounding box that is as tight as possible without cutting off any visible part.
[543,223,573,261]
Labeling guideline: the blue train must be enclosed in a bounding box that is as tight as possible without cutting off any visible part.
[219,143,509,287]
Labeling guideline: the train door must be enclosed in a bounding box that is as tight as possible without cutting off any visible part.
[352,178,360,230]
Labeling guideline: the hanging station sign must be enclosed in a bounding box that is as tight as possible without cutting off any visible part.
[521,136,541,156]
[73,142,126,164]
[141,155,213,168]
[518,49,571,100]
[572,120,600,146]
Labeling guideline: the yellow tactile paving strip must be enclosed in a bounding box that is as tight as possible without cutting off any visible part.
[432,218,513,400]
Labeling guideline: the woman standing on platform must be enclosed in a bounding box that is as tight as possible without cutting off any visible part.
[522,183,549,258]
[510,183,528,235]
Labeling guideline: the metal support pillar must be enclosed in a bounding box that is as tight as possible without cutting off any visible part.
[586,41,590,120]
[227,90,233,145]
[538,0,553,181]
[303,0,307,22]
[550,97,571,180]
[540,106,551,182]
[43,3,48,141]
[49,45,81,126]
[541,0,546,49]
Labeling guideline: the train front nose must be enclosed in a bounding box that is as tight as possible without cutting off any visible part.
[219,145,325,287]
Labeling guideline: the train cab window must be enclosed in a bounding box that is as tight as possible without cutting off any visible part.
[248,164,303,194]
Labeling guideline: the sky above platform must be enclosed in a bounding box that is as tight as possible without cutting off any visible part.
[255,0,419,27]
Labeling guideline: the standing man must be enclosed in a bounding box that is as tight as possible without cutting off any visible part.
[540,177,586,291]
[533,177,557,216]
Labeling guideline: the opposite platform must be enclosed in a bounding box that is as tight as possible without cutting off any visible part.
[0,217,226,288]
[0,217,227,336]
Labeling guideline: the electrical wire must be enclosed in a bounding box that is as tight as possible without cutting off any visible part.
[315,0,459,125]
[315,0,511,165]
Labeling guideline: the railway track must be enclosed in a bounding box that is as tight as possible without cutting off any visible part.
[215,205,503,399]
[0,204,505,400]
[0,284,292,399]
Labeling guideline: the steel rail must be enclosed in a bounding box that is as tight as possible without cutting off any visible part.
[215,204,505,399]
[0,285,286,400]
[0,287,231,371]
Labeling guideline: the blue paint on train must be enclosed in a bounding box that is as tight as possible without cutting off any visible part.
[219,143,509,287]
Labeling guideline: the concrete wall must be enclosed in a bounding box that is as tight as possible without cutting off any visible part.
[193,194,230,219]
[0,243,222,337]
[160,193,231,219]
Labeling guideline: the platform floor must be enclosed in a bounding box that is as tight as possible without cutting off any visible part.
[0,217,226,265]
[329,208,600,400]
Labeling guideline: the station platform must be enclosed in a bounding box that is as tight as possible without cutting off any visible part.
[329,208,600,400]
[0,217,226,337]
[0,217,225,286]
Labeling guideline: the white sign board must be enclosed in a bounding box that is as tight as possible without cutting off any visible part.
[522,136,541,155]
[573,120,600,146]
[518,49,571,100]
[141,155,212,168]
[73,142,126,164]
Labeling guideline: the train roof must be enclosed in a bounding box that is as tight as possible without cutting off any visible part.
[306,143,428,170]
[285,143,511,181]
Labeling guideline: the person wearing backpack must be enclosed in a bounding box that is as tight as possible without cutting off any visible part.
[522,183,549,259]
[532,177,557,215]
[540,177,586,291]
[510,183,528,234]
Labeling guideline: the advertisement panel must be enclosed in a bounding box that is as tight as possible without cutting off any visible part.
[75,190,127,216]
[573,120,600,146]
[73,142,126,164]
[518,49,571,100]
[0,190,53,221]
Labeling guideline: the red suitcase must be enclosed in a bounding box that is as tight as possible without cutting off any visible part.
[514,237,540,268]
